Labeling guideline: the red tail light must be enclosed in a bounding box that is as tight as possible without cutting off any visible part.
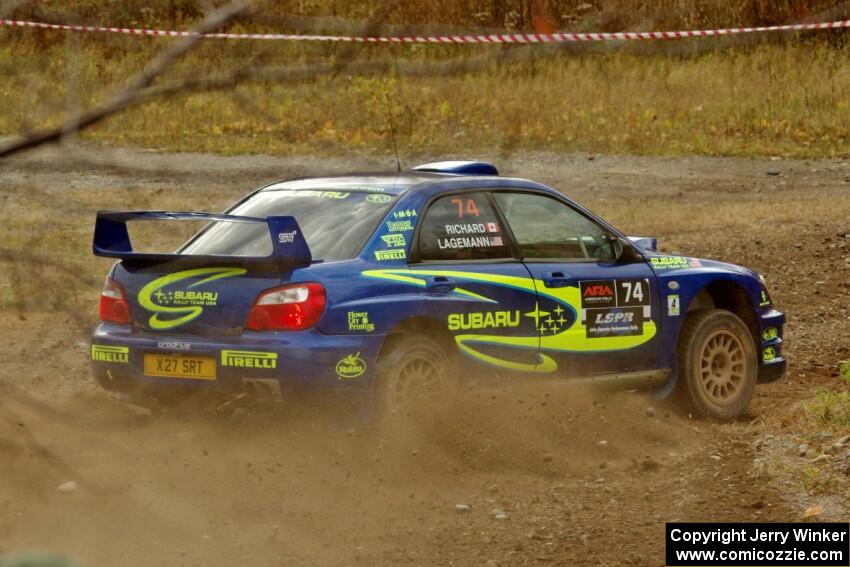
[246,283,326,331]
[99,277,131,325]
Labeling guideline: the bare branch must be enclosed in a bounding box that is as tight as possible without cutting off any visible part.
[0,0,251,159]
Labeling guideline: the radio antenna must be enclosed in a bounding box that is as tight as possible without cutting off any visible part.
[385,93,402,173]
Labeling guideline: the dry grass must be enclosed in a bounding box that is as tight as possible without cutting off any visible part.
[1,37,849,159]
[11,0,848,32]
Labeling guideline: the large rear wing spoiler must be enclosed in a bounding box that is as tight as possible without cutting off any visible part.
[93,211,311,264]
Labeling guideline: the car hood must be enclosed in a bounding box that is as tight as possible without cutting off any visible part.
[644,252,760,280]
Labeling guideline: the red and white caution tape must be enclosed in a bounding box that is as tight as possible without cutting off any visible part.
[2,18,849,43]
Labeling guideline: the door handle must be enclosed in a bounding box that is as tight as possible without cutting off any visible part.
[542,271,571,288]
[425,276,456,293]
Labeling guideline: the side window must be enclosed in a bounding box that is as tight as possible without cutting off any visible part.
[493,192,619,261]
[417,192,511,261]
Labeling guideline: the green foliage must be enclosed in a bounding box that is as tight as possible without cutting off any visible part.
[803,389,850,427]
[840,360,850,387]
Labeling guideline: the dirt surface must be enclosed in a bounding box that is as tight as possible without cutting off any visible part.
[1,145,849,566]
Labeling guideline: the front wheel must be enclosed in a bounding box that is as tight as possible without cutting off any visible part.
[676,309,757,421]
[376,333,455,421]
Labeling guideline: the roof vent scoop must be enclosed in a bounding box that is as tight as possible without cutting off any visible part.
[412,161,499,176]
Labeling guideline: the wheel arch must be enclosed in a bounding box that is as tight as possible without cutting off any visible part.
[377,316,456,363]
[684,279,759,350]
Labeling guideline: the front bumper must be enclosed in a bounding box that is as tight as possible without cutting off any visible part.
[90,322,384,396]
[758,358,787,383]
[757,308,787,384]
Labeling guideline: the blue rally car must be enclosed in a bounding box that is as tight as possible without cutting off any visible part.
[91,161,786,421]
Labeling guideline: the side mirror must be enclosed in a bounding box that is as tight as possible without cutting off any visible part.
[627,236,658,251]
[615,238,644,264]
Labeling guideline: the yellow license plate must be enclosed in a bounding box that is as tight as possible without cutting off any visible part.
[143,354,216,380]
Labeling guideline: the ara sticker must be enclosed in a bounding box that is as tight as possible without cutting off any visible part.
[91,344,129,363]
[667,295,681,316]
[580,281,616,308]
[336,352,366,379]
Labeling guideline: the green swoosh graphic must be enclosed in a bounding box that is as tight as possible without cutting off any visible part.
[138,267,247,330]
[362,268,657,374]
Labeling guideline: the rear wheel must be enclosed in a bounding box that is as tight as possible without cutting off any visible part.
[677,309,757,421]
[376,334,455,421]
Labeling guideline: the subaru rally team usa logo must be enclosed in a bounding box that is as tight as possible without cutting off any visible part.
[138,267,247,330]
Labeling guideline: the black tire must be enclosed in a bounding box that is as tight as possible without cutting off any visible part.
[676,309,757,421]
[375,333,456,421]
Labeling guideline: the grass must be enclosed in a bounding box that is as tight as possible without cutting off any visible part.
[1,36,849,159]
[803,389,850,427]
[11,0,848,32]
[799,363,850,431]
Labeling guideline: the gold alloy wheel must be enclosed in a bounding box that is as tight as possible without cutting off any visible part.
[698,329,747,405]
[388,357,441,413]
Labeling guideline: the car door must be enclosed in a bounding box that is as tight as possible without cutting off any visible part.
[409,191,546,374]
[491,191,661,378]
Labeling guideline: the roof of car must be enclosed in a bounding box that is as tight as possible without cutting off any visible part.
[260,172,454,196]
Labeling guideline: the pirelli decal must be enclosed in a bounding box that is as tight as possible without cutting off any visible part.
[221,350,278,369]
[91,344,129,363]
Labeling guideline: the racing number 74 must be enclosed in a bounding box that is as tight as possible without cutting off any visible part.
[450,197,480,218]
[620,280,644,303]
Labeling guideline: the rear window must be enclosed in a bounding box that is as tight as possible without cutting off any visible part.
[181,190,395,261]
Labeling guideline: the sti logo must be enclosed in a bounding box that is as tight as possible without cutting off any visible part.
[584,284,614,297]
[278,230,298,244]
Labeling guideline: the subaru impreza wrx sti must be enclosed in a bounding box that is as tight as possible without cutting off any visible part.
[91,161,786,420]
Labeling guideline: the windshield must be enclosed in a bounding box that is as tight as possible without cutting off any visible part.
[181,190,395,261]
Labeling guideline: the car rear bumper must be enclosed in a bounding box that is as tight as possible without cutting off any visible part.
[90,322,384,396]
